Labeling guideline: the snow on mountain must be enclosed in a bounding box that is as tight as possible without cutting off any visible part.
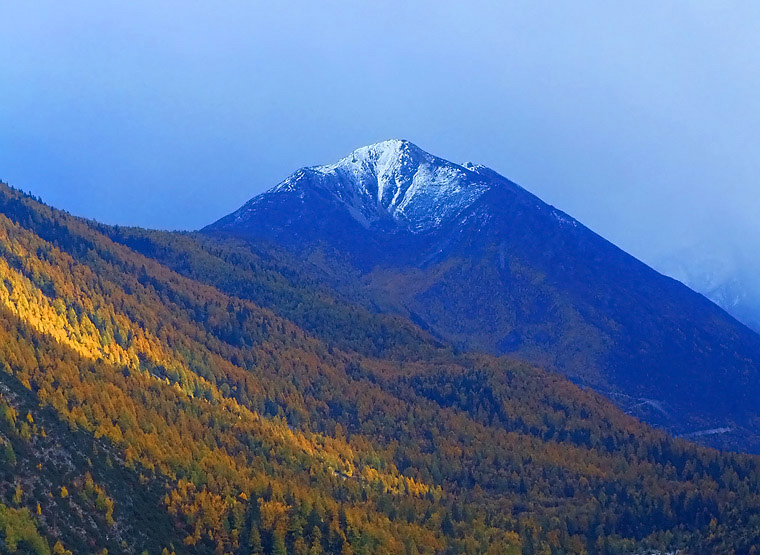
[245,139,494,233]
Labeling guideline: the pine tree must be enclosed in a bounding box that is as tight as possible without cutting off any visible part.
[309,526,322,555]
[272,531,287,555]
[249,525,263,554]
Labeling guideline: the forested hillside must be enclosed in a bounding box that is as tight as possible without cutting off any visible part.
[2,182,760,553]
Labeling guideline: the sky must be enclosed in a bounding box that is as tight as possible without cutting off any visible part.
[1,1,759,270]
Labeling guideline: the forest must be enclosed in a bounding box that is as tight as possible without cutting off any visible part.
[1,182,760,553]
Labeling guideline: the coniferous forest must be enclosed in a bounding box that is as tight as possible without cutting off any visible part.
[1,183,760,554]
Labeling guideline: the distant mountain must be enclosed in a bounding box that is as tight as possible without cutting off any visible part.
[655,245,760,333]
[206,139,760,453]
[7,183,760,552]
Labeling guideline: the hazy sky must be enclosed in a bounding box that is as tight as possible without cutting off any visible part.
[1,1,759,266]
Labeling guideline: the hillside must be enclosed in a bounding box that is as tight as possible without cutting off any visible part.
[205,139,760,453]
[3,183,760,552]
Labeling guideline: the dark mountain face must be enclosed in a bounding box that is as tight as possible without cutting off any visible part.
[206,140,760,452]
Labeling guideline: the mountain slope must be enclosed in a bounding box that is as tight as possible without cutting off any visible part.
[3,184,760,552]
[206,140,760,453]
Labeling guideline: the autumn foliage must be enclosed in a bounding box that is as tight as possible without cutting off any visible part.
[0,183,759,553]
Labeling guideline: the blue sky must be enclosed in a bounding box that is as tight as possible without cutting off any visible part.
[1,1,758,266]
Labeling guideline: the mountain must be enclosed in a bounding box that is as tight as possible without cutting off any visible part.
[209,140,506,261]
[655,244,760,333]
[206,139,760,453]
[4,184,760,552]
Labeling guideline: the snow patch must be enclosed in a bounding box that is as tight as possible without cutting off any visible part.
[552,210,578,228]
[266,140,494,233]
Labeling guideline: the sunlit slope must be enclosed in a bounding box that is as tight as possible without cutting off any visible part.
[1,183,760,552]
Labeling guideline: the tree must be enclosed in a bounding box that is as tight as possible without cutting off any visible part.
[272,531,287,555]
[249,526,263,554]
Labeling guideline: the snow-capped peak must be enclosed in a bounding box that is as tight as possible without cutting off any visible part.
[270,140,493,232]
